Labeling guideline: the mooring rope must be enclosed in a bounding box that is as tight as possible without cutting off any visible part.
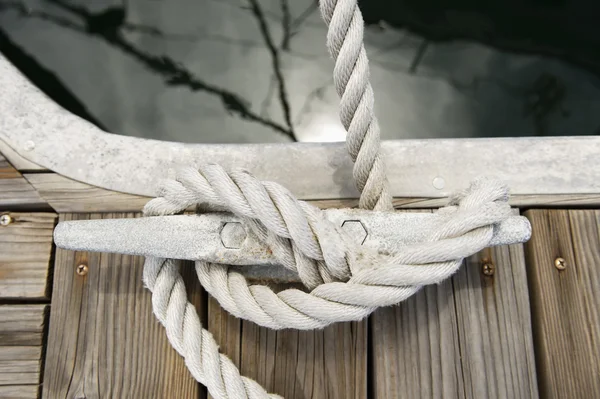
[141,1,512,397]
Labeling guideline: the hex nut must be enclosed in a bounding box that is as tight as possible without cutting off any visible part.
[341,220,368,245]
[220,222,247,249]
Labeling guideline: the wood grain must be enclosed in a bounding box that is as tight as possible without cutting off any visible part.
[208,291,367,399]
[524,210,600,399]
[0,346,42,384]
[0,385,39,399]
[0,305,46,346]
[0,212,56,299]
[19,172,600,213]
[0,155,48,210]
[0,155,21,179]
[371,212,538,398]
[42,213,206,399]
[24,174,149,213]
[0,305,47,398]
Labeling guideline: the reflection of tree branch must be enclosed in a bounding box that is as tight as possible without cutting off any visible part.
[260,75,277,117]
[372,56,523,98]
[123,23,198,41]
[0,26,106,130]
[289,1,318,41]
[408,39,428,73]
[246,0,294,136]
[279,0,291,50]
[294,78,332,126]
[2,0,296,140]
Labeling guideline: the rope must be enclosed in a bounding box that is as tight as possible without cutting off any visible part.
[142,168,511,397]
[138,1,514,397]
[320,0,393,211]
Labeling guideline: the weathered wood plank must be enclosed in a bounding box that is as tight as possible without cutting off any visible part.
[524,210,600,399]
[0,345,41,384]
[0,155,21,179]
[371,215,538,397]
[208,290,368,399]
[24,174,148,213]
[0,213,56,299]
[0,305,46,398]
[42,213,206,399]
[0,305,46,346]
[22,172,600,212]
[0,155,48,210]
[0,385,39,399]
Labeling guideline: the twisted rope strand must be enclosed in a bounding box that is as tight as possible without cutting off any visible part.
[143,168,510,397]
[320,0,392,211]
[146,167,509,328]
[138,1,515,397]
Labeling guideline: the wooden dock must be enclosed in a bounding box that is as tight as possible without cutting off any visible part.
[1,152,599,398]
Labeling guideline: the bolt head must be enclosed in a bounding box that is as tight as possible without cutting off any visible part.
[220,222,247,249]
[23,140,35,151]
[341,220,368,245]
[554,257,567,271]
[76,264,88,276]
[482,260,495,276]
[0,214,12,226]
[432,176,445,190]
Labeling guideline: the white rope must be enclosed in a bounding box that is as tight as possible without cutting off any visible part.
[320,0,393,211]
[143,169,511,397]
[139,1,514,397]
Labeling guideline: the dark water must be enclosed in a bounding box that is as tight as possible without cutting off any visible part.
[1,0,599,143]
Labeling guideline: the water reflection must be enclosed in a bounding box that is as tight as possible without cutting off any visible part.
[1,0,599,143]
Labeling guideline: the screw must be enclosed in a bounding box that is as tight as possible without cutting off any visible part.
[482,259,495,276]
[76,264,88,276]
[0,214,12,226]
[554,257,567,271]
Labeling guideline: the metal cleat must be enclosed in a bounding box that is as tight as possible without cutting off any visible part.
[53,209,531,281]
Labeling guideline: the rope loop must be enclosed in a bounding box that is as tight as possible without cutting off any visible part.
[137,0,518,397]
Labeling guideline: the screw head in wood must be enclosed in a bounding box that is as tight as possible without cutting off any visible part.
[0,214,12,226]
[482,259,495,276]
[554,257,567,271]
[76,264,89,276]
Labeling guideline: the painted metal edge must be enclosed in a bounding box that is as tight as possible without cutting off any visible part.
[1,55,599,200]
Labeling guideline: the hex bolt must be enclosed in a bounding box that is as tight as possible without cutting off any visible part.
[220,222,247,249]
[0,214,12,226]
[76,264,88,276]
[554,257,567,271]
[341,220,368,245]
[482,259,495,276]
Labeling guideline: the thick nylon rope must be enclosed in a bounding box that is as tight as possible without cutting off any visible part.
[320,0,393,211]
[139,1,511,397]
[142,168,510,397]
